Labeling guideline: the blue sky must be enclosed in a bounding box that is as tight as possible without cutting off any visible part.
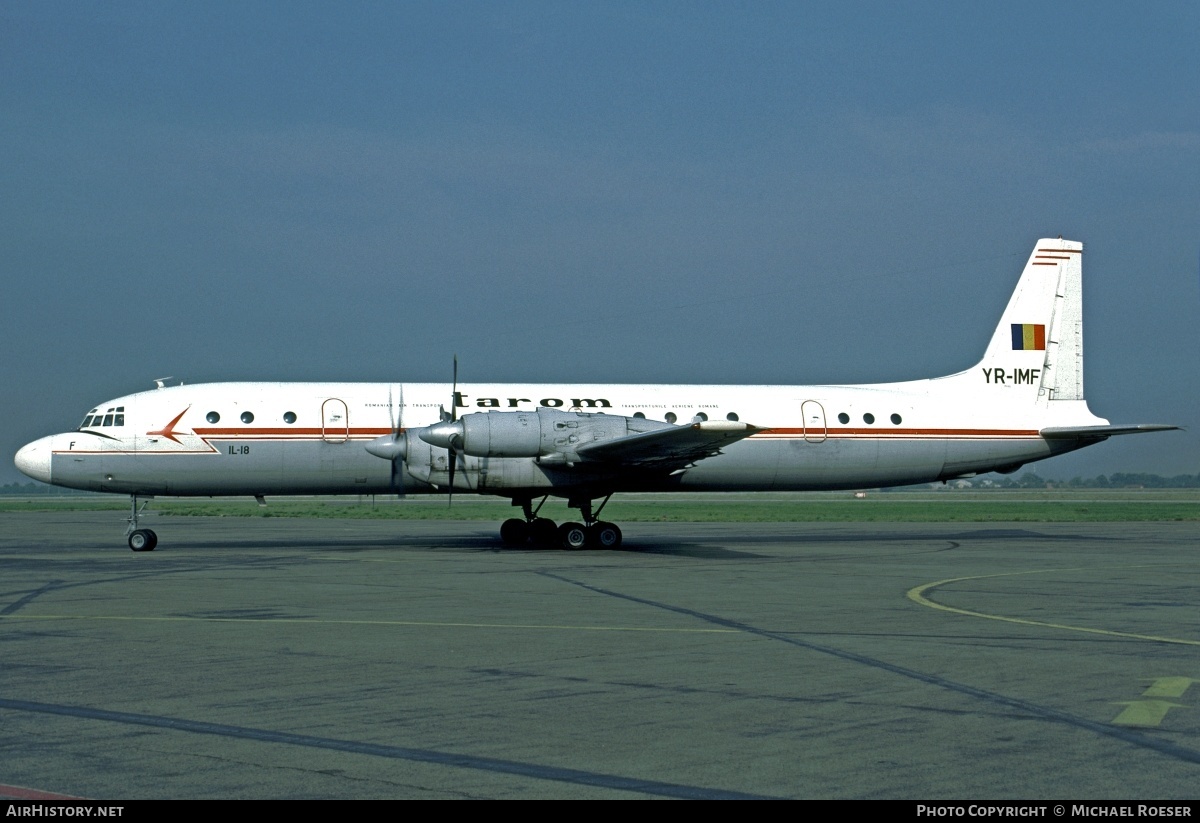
[3,2,1197,482]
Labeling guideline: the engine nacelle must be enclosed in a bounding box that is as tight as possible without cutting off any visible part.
[459,411,543,457]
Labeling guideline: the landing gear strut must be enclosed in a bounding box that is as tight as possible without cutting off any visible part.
[126,494,157,552]
[499,495,622,550]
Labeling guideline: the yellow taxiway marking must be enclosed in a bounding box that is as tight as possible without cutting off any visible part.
[1111,700,1186,727]
[1112,679,1195,727]
[907,567,1200,647]
[1140,676,1196,699]
[0,613,738,634]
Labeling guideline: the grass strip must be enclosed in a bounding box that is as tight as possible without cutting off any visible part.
[1,493,1196,522]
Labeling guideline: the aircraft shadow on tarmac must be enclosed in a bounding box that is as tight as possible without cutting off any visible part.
[152,531,769,560]
[130,522,1118,560]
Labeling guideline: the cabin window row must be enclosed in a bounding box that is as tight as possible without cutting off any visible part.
[80,407,124,428]
[837,412,903,425]
[199,410,737,425]
[84,408,898,429]
[631,411,740,424]
[204,411,298,425]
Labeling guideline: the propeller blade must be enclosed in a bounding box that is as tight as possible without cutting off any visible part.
[391,456,404,499]
[448,356,459,505]
[388,384,396,435]
[451,354,459,423]
[392,384,405,498]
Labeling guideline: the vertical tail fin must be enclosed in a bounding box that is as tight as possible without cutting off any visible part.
[970,238,1084,402]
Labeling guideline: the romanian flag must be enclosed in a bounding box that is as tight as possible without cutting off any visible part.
[1011,323,1046,351]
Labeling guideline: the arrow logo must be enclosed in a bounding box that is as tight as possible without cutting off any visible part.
[147,407,191,444]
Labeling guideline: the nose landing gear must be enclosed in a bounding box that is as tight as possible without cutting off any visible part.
[126,494,158,552]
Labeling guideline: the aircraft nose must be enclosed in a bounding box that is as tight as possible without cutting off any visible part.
[15,438,53,484]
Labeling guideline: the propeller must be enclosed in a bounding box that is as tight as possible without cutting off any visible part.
[370,359,465,503]
[364,383,407,497]
[372,359,465,503]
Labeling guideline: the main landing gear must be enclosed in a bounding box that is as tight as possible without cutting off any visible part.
[126,494,157,552]
[501,495,623,550]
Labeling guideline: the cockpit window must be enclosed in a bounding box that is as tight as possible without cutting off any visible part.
[80,406,125,429]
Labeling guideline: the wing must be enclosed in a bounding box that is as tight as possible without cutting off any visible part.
[573,420,762,470]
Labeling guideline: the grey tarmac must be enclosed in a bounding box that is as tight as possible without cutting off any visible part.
[0,512,1197,799]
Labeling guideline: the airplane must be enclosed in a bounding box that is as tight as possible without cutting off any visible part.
[14,238,1178,552]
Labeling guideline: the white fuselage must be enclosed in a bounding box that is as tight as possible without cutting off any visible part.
[14,376,1105,498]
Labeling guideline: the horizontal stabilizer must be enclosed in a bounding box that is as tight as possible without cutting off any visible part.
[1041,424,1181,440]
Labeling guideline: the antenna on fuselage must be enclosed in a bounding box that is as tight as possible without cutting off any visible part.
[152,376,174,390]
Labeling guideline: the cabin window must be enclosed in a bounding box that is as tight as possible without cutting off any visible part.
[863,413,875,424]
[838,413,850,424]
[665,412,677,424]
[241,411,254,424]
[283,411,297,424]
[632,412,645,419]
[206,412,220,424]
[891,414,902,425]
[726,412,739,422]
[694,412,708,422]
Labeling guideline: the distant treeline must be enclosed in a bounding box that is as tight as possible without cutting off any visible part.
[997,472,1200,489]
[891,472,1200,489]
[923,472,1200,489]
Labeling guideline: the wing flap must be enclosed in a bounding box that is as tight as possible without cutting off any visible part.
[574,420,762,468]
[1041,424,1180,439]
